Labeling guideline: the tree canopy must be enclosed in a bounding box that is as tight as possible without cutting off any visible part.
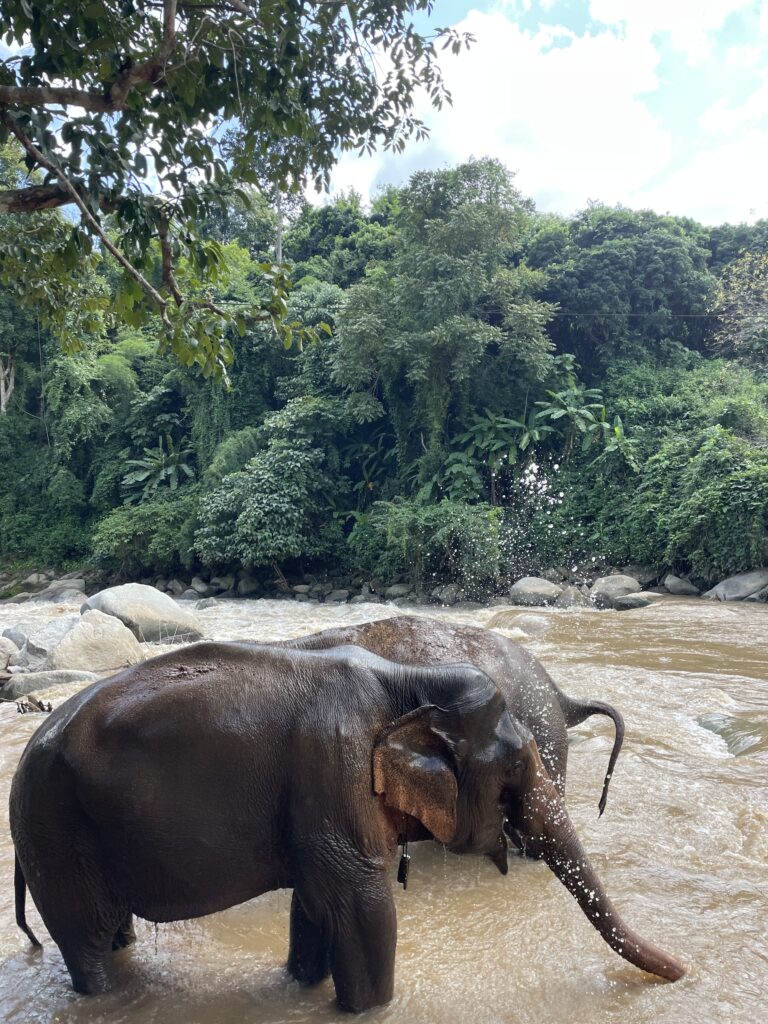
[0,0,470,376]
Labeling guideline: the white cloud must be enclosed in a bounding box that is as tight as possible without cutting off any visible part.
[589,0,755,64]
[328,11,671,215]
[632,131,768,223]
[699,81,768,134]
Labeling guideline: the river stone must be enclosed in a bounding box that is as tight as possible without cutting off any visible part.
[703,569,768,602]
[210,575,235,593]
[237,576,261,597]
[326,589,350,602]
[487,610,550,635]
[385,583,412,599]
[22,616,81,659]
[26,578,87,603]
[589,574,642,609]
[44,609,144,672]
[507,576,563,607]
[554,585,590,609]
[745,585,768,603]
[82,583,203,643]
[0,636,19,671]
[166,579,186,596]
[613,593,652,610]
[433,583,465,606]
[0,669,99,700]
[663,573,700,596]
[619,564,657,586]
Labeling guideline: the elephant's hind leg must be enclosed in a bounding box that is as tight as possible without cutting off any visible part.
[28,834,124,994]
[287,890,331,985]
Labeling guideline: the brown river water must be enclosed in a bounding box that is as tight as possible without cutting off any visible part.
[1,597,766,1024]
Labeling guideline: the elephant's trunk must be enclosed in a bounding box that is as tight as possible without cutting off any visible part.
[507,743,686,982]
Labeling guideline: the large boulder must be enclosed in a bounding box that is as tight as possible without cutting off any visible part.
[44,609,144,672]
[613,593,652,610]
[703,569,768,602]
[554,585,590,609]
[507,576,563,607]
[82,583,203,642]
[19,616,81,660]
[589,574,642,609]
[488,611,550,636]
[0,636,19,671]
[0,669,99,700]
[663,574,700,597]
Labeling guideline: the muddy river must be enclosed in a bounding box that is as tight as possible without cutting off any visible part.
[1,597,766,1024]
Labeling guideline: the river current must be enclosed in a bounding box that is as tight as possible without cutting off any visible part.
[1,596,766,1024]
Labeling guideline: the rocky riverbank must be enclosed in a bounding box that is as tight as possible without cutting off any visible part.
[2,560,767,706]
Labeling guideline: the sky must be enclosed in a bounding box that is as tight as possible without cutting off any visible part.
[327,0,768,225]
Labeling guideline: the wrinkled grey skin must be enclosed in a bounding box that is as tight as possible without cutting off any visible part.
[11,642,684,1013]
[278,616,625,822]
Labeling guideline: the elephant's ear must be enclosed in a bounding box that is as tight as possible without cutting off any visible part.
[372,706,457,844]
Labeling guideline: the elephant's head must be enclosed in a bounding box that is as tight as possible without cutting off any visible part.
[373,665,686,983]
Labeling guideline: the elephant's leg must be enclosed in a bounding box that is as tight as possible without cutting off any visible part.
[327,876,397,1013]
[27,833,123,993]
[112,912,136,951]
[295,849,397,1013]
[287,890,331,985]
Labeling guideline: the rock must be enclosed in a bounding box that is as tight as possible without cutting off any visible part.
[24,616,81,659]
[389,596,415,607]
[507,576,563,607]
[190,576,214,597]
[589,574,642,609]
[82,583,203,643]
[195,597,219,610]
[663,573,700,596]
[432,583,465,606]
[326,589,350,603]
[619,564,657,586]
[22,572,48,588]
[166,579,186,596]
[51,588,90,605]
[44,610,144,672]
[745,585,768,603]
[27,578,87,603]
[703,569,768,602]
[292,584,312,594]
[2,624,29,649]
[488,611,549,635]
[0,669,99,700]
[385,583,412,599]
[178,589,199,601]
[237,576,261,597]
[210,575,235,593]
[0,636,19,671]
[613,594,652,610]
[554,585,590,609]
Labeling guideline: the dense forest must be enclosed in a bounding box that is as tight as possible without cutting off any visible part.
[2,146,767,595]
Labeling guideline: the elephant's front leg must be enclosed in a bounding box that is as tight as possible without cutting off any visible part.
[329,873,397,1013]
[288,890,331,986]
[295,848,397,1013]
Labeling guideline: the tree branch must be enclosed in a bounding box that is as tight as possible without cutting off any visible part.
[0,110,172,329]
[0,183,75,213]
[0,2,181,114]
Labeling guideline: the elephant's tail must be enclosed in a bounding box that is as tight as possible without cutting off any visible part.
[557,691,625,817]
[14,852,41,947]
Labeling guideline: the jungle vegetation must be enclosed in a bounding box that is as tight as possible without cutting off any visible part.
[2,146,767,591]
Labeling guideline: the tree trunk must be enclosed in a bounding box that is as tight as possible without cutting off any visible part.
[0,353,14,414]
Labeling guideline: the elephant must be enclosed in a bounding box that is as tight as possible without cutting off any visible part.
[277,615,625,822]
[11,641,685,1013]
